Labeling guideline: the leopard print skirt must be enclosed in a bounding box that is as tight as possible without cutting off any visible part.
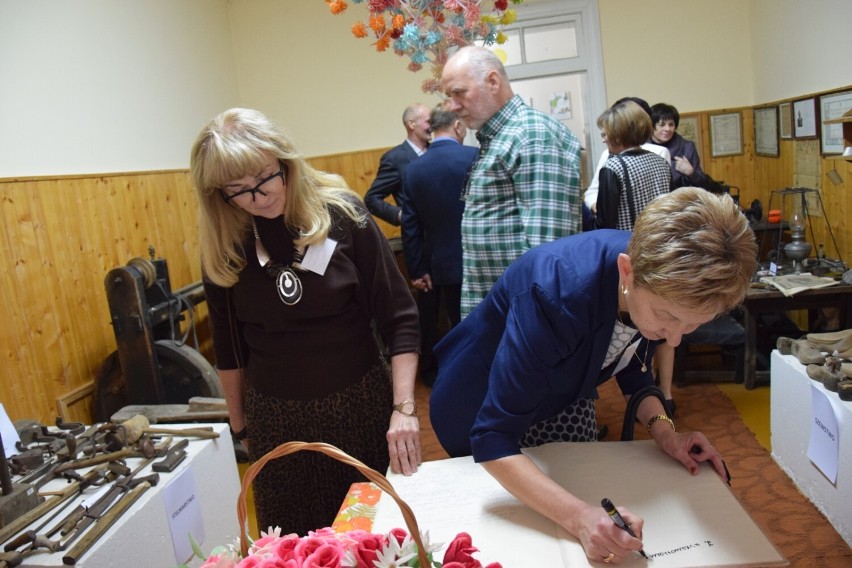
[245,359,393,536]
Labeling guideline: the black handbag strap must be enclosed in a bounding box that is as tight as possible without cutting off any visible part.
[620,384,669,441]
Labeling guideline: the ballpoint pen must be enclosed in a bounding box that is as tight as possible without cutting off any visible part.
[601,497,649,560]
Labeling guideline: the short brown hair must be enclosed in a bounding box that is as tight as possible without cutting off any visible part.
[626,187,757,314]
[597,101,653,149]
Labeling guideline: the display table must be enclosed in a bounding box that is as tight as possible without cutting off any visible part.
[770,351,852,547]
[741,283,852,388]
[12,423,240,567]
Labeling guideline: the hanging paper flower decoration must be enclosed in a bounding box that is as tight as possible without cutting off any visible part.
[326,0,523,93]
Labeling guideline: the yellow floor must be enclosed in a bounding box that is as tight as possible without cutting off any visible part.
[717,383,771,451]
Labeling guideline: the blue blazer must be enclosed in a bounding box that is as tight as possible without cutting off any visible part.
[364,141,420,226]
[401,139,477,284]
[429,230,659,462]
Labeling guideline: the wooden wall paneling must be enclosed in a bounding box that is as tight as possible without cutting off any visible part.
[0,172,209,424]
[1,180,55,421]
[308,148,401,240]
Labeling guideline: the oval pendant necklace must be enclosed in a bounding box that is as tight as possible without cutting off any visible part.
[252,219,303,306]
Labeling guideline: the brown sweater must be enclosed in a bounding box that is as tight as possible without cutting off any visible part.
[204,201,419,400]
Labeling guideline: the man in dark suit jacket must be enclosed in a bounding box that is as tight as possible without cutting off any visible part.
[402,106,478,385]
[364,103,431,226]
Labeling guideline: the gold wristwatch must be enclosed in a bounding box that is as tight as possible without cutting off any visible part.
[392,398,417,417]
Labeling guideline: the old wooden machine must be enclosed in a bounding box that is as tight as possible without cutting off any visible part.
[93,247,222,422]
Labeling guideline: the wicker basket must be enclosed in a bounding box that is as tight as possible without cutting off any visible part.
[237,441,428,565]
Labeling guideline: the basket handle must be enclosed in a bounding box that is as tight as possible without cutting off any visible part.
[238,441,428,565]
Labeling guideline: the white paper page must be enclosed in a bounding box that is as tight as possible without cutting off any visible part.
[374,441,786,567]
[373,456,560,566]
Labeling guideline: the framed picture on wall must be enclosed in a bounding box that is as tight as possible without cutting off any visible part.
[792,97,818,139]
[754,106,779,157]
[819,90,852,155]
[709,111,742,157]
[779,102,792,139]
[677,114,703,163]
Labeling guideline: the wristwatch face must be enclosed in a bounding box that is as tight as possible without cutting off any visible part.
[394,400,417,416]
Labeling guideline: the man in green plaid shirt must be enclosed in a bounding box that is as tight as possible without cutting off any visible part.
[442,46,582,318]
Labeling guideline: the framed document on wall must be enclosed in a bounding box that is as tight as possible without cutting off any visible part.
[779,102,792,139]
[678,114,703,162]
[754,106,779,157]
[792,97,818,139]
[709,112,742,157]
[819,90,852,155]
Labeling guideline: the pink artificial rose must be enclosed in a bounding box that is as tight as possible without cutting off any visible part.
[301,543,345,568]
[270,534,302,562]
[253,533,299,555]
[347,530,387,567]
[237,555,287,568]
[294,535,329,560]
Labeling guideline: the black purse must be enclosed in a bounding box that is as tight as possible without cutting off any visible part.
[620,384,670,441]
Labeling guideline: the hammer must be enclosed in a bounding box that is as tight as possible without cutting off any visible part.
[118,415,219,443]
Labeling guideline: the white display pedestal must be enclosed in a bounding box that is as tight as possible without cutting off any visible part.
[17,423,241,567]
[770,351,852,547]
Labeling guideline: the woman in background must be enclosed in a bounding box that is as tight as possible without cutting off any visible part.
[594,100,671,230]
[190,108,421,535]
[650,102,710,190]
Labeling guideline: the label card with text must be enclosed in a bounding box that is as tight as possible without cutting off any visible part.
[807,384,840,484]
[162,467,205,564]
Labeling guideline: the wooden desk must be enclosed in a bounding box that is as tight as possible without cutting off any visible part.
[741,283,852,389]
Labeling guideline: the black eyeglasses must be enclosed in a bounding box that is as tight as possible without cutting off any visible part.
[219,162,286,204]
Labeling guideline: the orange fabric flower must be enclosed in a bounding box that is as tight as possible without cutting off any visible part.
[351,21,368,38]
[374,34,391,52]
[392,14,406,31]
[369,13,386,34]
[326,0,348,15]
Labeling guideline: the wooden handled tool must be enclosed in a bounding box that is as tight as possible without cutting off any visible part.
[118,415,219,443]
[61,481,152,565]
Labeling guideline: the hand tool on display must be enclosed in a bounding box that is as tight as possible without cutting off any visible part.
[0,551,22,568]
[0,432,42,529]
[54,418,85,437]
[151,438,189,472]
[0,476,85,547]
[0,434,168,545]
[61,480,152,565]
[53,435,168,548]
[50,449,134,477]
[118,414,219,443]
[2,468,111,553]
[6,449,43,477]
[56,473,158,545]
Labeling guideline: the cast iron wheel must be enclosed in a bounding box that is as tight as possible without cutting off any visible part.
[92,341,222,422]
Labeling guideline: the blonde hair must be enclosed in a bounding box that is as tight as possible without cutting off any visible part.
[190,108,364,287]
[626,187,757,314]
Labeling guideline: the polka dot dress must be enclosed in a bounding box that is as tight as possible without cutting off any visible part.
[520,318,640,447]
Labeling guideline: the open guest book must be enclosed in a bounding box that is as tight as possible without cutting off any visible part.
[372,440,787,567]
